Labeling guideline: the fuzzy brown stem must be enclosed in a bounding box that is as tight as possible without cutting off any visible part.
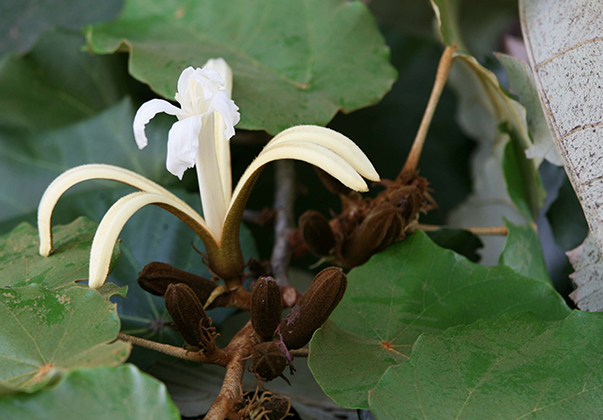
[270,160,296,287]
[117,333,229,367]
[401,45,457,175]
[417,224,509,236]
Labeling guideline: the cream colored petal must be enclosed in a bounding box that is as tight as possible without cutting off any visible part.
[266,125,380,182]
[230,141,368,213]
[88,191,210,289]
[37,164,210,257]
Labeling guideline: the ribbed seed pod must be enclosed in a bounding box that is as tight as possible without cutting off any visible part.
[252,341,288,381]
[164,283,211,348]
[339,202,403,267]
[251,277,282,341]
[137,262,220,306]
[278,267,347,350]
[299,210,336,257]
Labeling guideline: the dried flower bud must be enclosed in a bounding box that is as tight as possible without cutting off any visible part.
[164,283,212,348]
[251,277,282,341]
[263,394,292,420]
[389,185,425,224]
[252,341,288,381]
[299,210,336,256]
[278,267,347,350]
[339,202,403,267]
[314,167,353,196]
[137,262,225,308]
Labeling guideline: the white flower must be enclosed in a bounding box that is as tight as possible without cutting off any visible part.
[38,58,380,289]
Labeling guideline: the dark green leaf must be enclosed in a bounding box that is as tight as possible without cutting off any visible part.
[369,311,603,419]
[548,174,589,251]
[0,284,130,391]
[85,0,396,134]
[0,218,118,289]
[308,231,569,409]
[0,30,129,132]
[499,219,551,283]
[426,227,483,262]
[0,0,122,56]
[0,365,180,420]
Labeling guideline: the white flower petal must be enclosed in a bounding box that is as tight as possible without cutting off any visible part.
[177,67,196,98]
[88,191,210,289]
[203,58,233,97]
[166,115,203,179]
[133,99,184,149]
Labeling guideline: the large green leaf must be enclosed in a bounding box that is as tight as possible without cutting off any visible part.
[0,218,118,289]
[499,219,550,283]
[0,365,180,420]
[85,0,396,134]
[308,231,570,409]
[0,98,173,223]
[369,311,603,419]
[0,30,129,132]
[0,0,122,56]
[0,284,130,392]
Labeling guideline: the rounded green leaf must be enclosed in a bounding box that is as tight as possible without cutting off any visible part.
[0,365,180,420]
[85,0,396,134]
[308,231,570,409]
[0,284,130,391]
[369,311,603,419]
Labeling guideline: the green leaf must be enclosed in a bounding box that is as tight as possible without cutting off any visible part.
[85,0,396,134]
[0,30,129,132]
[0,365,180,419]
[0,98,173,224]
[369,311,603,419]
[0,284,130,391]
[0,218,118,289]
[308,231,569,409]
[426,227,483,262]
[0,0,122,56]
[496,53,561,166]
[547,174,589,252]
[499,219,551,283]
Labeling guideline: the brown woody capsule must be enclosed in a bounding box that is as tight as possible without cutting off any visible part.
[137,262,222,307]
[251,277,282,341]
[278,267,347,350]
[339,202,403,267]
[263,394,292,420]
[299,210,336,257]
[252,341,288,381]
[164,283,211,348]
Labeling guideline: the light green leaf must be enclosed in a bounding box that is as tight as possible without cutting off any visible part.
[520,0,603,258]
[0,365,180,420]
[85,0,396,134]
[500,219,551,283]
[0,218,118,290]
[496,53,561,166]
[0,284,130,392]
[369,311,603,419]
[308,231,570,409]
[0,0,122,56]
[0,30,128,132]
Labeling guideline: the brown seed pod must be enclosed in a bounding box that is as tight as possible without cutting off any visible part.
[164,283,212,348]
[263,394,292,420]
[298,210,336,257]
[339,202,403,267]
[252,341,288,382]
[278,267,347,350]
[137,262,226,308]
[251,277,282,342]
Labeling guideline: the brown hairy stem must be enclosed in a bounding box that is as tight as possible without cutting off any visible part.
[401,45,457,175]
[417,224,510,236]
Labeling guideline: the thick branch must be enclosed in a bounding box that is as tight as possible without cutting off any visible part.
[401,45,457,175]
[417,224,509,236]
[270,160,296,287]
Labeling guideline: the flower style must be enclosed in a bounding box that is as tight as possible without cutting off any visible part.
[37,58,380,289]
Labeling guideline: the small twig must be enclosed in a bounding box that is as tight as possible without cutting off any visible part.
[270,160,296,287]
[205,322,254,420]
[291,348,309,358]
[417,224,509,236]
[401,45,458,175]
